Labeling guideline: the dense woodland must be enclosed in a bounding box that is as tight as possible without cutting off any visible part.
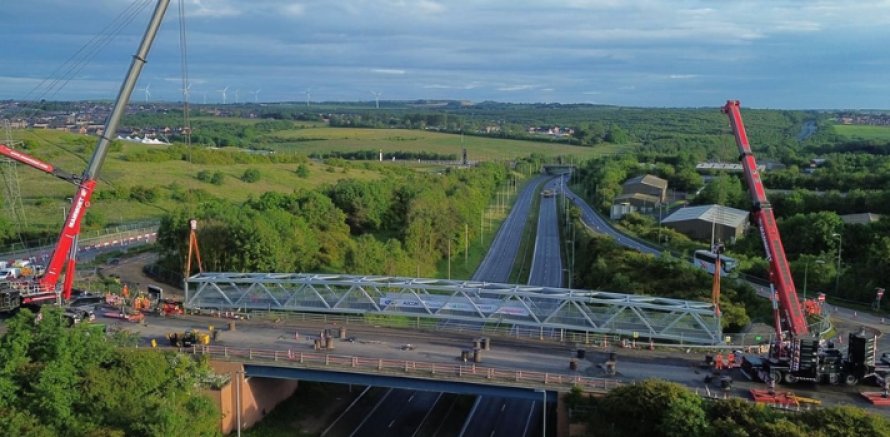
[0,308,220,436]
[569,379,890,437]
[156,161,511,279]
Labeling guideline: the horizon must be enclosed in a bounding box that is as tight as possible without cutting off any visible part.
[3,1,890,110]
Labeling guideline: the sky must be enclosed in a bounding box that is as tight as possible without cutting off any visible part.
[2,0,890,109]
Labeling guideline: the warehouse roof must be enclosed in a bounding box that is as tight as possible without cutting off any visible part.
[661,204,749,228]
[623,174,668,189]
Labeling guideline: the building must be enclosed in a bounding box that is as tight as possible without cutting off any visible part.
[610,192,661,218]
[661,204,749,243]
[621,174,668,203]
[839,213,882,225]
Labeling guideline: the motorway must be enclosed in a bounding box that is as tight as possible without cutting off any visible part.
[472,175,549,283]
[306,175,555,436]
[527,189,562,287]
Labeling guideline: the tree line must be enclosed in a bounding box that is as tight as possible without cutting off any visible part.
[569,379,890,437]
[156,162,510,279]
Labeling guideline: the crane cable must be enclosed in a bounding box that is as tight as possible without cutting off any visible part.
[178,0,193,149]
[15,0,153,165]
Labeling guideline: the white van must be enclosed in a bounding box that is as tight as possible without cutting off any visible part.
[0,268,21,280]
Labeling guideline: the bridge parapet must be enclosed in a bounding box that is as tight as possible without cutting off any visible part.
[182,344,621,394]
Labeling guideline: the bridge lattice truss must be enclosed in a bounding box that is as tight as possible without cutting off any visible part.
[186,273,722,344]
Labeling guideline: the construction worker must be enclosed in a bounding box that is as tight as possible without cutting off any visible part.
[714,352,724,371]
[767,376,776,395]
[726,352,736,369]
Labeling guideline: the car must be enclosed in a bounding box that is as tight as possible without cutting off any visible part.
[63,307,95,325]
[67,294,104,320]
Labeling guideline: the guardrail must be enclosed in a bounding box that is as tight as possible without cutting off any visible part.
[0,222,159,261]
[183,344,622,394]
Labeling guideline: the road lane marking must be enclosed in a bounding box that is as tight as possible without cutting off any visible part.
[320,386,372,437]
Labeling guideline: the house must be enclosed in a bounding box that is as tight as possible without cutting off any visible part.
[661,204,749,243]
[621,174,668,203]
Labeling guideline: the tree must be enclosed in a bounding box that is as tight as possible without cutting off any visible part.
[295,164,310,178]
[241,168,261,183]
[591,379,707,437]
[693,174,746,208]
[0,308,221,437]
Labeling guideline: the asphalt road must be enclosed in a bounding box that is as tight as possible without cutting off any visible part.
[527,193,562,287]
[472,175,550,283]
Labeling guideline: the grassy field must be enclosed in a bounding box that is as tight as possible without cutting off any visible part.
[833,124,890,140]
[263,127,628,161]
[6,129,382,233]
[4,123,626,238]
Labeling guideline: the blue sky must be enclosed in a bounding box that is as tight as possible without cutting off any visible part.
[1,0,889,109]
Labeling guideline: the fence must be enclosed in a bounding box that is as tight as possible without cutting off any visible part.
[0,222,159,261]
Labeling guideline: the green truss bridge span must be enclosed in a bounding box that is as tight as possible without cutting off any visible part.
[185,273,722,344]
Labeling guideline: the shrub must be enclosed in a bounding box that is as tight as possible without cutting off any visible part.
[241,168,261,183]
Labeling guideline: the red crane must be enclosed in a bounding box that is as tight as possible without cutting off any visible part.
[0,0,170,302]
[722,100,809,340]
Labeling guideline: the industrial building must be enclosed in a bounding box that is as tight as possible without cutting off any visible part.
[661,204,749,243]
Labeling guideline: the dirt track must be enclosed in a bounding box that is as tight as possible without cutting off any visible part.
[96,252,184,299]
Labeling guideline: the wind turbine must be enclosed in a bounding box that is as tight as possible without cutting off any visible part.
[138,83,152,103]
[250,88,261,103]
[234,89,240,104]
[304,88,311,107]
[180,82,192,102]
[202,92,207,105]
[217,86,229,104]
[371,91,382,109]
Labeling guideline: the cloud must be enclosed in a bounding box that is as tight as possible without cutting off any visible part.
[668,74,699,80]
[497,84,535,92]
[189,0,242,18]
[280,4,306,16]
[371,68,407,75]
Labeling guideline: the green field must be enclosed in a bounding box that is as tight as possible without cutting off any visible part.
[262,126,628,161]
[7,129,383,233]
[833,124,890,140]
[4,124,621,237]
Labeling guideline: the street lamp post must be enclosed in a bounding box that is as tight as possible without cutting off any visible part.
[802,259,825,300]
[832,233,842,295]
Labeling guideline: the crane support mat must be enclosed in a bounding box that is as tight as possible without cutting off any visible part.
[750,389,801,406]
[861,392,890,406]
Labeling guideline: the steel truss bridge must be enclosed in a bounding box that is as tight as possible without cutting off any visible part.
[185,273,722,344]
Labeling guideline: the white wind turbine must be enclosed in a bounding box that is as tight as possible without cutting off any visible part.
[250,88,261,103]
[304,88,311,107]
[138,83,152,103]
[371,90,382,109]
[217,86,229,104]
[180,82,192,102]
[235,89,240,104]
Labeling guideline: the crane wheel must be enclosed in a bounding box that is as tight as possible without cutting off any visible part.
[770,370,783,384]
[784,373,799,384]
[828,374,840,385]
[844,374,859,386]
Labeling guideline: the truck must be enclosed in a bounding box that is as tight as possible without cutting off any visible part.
[722,101,889,386]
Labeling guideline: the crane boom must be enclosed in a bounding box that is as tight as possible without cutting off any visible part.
[34,0,171,300]
[722,100,809,338]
